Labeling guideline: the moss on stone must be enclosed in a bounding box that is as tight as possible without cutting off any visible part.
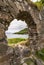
[36,48,44,61]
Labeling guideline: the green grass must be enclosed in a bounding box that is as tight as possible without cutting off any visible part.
[15,28,28,34]
[25,59,34,65]
[8,38,26,44]
[36,48,44,61]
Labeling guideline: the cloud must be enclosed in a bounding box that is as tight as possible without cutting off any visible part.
[6,19,27,33]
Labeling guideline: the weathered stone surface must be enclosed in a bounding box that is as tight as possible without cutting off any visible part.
[0,0,44,65]
[0,23,7,45]
[37,8,44,49]
[0,0,42,51]
[0,44,8,56]
[0,45,13,65]
[14,45,30,57]
[0,44,44,65]
[0,23,5,39]
[0,44,31,65]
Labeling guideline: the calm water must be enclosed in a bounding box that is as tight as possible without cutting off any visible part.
[6,33,28,39]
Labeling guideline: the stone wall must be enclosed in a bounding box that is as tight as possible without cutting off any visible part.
[0,23,7,45]
[0,0,44,65]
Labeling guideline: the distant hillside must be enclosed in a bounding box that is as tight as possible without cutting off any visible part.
[15,28,28,34]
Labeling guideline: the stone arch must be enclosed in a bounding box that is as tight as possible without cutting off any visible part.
[0,0,41,51]
[0,1,44,65]
[0,10,39,50]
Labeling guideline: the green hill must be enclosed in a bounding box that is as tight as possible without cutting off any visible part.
[15,28,28,34]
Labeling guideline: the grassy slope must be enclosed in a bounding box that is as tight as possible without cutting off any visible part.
[8,38,26,44]
[15,28,28,34]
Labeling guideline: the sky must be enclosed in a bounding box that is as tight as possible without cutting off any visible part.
[6,19,27,33]
[32,0,37,2]
[32,0,40,2]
